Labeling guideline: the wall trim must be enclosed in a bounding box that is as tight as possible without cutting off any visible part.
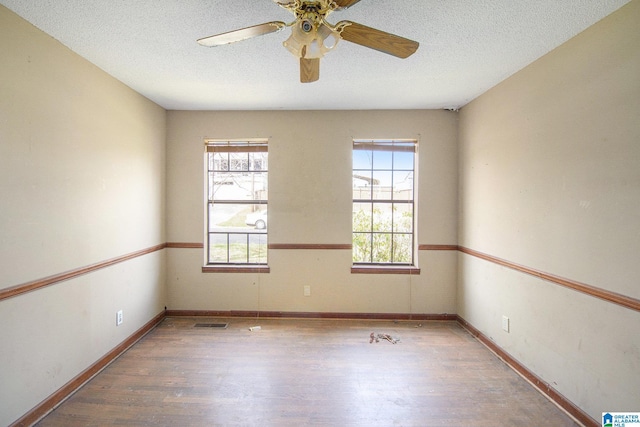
[0,244,166,302]
[457,315,596,427]
[420,244,639,312]
[458,246,640,312]
[419,244,459,251]
[10,310,166,427]
[166,242,204,249]
[165,310,456,321]
[268,243,352,250]
[3,242,637,314]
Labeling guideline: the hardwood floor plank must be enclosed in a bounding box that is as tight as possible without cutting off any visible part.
[36,318,581,427]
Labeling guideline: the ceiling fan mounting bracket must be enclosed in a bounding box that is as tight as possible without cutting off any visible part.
[278,0,336,18]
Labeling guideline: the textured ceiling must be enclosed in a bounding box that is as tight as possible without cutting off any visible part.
[1,0,631,110]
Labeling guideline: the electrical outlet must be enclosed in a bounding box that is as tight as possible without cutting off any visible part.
[303,285,311,297]
[502,315,509,333]
[116,310,123,326]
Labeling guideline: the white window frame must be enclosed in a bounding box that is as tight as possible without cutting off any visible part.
[352,139,417,268]
[204,139,269,270]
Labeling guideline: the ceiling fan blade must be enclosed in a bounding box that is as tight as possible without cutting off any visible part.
[333,0,364,9]
[337,21,419,59]
[197,22,286,47]
[300,58,320,83]
[273,0,296,7]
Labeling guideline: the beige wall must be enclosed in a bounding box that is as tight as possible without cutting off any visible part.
[166,110,458,314]
[0,6,167,426]
[458,0,640,420]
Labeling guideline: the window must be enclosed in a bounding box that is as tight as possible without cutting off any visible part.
[352,139,416,265]
[206,140,268,265]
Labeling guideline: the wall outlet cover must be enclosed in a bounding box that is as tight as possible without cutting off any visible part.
[502,315,510,332]
[116,310,123,326]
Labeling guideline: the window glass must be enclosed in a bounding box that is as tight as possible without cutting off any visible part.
[206,140,268,265]
[352,139,416,265]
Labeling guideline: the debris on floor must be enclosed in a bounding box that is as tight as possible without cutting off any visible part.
[369,332,399,344]
[248,326,261,331]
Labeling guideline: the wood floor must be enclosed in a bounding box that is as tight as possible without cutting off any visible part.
[36,317,580,427]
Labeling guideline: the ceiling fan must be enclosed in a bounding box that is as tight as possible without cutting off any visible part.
[197,0,419,83]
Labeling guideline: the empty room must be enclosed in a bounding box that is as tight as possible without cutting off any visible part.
[1,1,638,426]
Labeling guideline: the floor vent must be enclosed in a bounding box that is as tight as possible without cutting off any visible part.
[194,323,228,329]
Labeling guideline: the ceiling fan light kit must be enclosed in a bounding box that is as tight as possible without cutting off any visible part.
[283,18,341,60]
[197,0,419,83]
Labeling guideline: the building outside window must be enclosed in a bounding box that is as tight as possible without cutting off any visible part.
[205,139,268,265]
[352,139,416,265]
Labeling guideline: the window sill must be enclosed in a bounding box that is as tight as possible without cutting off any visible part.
[351,266,421,275]
[202,265,270,274]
